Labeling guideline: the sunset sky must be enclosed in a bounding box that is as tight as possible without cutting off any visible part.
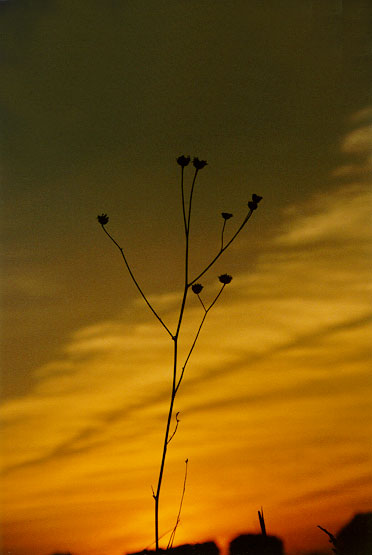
[1,2,372,555]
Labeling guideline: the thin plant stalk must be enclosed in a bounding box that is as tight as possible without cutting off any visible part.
[167,459,189,549]
[221,219,227,250]
[153,168,196,549]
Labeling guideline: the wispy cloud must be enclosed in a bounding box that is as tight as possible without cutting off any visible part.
[333,105,372,178]
[276,183,371,246]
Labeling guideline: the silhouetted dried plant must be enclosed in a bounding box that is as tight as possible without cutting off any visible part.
[97,156,262,551]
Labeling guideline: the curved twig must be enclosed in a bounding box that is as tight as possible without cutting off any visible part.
[167,412,181,445]
[167,459,189,549]
[100,224,173,338]
[221,219,227,250]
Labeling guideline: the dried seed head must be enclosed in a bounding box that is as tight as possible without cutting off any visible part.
[248,194,263,211]
[97,213,109,225]
[252,194,263,203]
[193,157,208,170]
[191,283,203,294]
[177,155,191,167]
[218,274,233,285]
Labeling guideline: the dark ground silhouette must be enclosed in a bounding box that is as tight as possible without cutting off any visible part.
[128,513,372,555]
[336,512,372,555]
[128,535,283,555]
[47,512,372,555]
[129,542,219,555]
[229,533,283,555]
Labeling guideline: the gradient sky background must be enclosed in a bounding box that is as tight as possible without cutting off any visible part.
[1,2,372,555]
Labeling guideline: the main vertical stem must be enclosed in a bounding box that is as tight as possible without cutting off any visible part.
[154,168,195,551]
[155,338,178,551]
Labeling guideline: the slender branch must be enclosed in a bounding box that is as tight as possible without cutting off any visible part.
[167,412,180,445]
[173,260,191,345]
[173,168,198,340]
[197,294,207,312]
[175,311,207,395]
[208,283,226,311]
[180,167,187,235]
[221,219,227,250]
[189,209,254,285]
[186,168,199,234]
[144,525,178,551]
[173,166,201,341]
[174,165,196,339]
[175,285,225,394]
[167,459,189,549]
[100,224,173,338]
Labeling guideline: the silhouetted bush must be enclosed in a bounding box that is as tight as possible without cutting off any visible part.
[229,533,283,555]
[129,542,219,555]
[337,513,372,555]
